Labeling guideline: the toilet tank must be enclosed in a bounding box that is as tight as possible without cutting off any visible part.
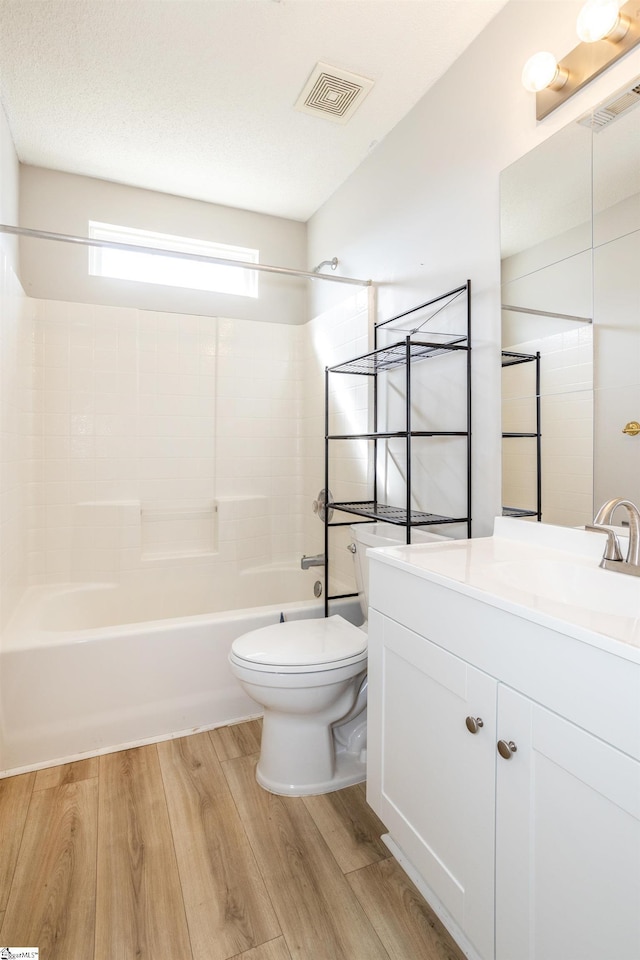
[349,522,450,615]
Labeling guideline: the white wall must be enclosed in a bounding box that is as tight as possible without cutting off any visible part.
[19,166,308,325]
[307,0,640,536]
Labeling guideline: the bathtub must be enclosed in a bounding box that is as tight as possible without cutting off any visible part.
[1,565,359,776]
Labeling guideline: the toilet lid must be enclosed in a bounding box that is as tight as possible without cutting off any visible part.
[231,615,367,667]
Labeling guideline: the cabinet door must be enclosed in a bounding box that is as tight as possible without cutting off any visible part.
[496,684,640,960]
[367,611,497,960]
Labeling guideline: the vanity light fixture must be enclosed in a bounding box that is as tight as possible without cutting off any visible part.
[523,0,640,120]
[576,0,629,43]
[521,52,568,93]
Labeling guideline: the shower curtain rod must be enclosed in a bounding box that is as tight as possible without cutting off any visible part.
[501,303,592,323]
[0,224,371,287]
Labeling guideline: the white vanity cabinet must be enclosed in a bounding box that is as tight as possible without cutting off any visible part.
[367,609,497,960]
[495,685,640,960]
[367,540,640,960]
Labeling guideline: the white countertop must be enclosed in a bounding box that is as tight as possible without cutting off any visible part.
[369,517,640,664]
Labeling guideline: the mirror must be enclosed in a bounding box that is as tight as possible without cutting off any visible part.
[500,81,640,527]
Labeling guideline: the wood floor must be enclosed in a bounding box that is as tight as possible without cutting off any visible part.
[0,720,466,960]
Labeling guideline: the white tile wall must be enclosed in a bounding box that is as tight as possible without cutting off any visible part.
[302,290,371,599]
[215,317,305,569]
[540,389,594,527]
[0,251,32,627]
[502,326,593,527]
[27,300,306,584]
[5,288,382,609]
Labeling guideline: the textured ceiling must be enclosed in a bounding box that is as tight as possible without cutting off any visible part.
[0,0,508,221]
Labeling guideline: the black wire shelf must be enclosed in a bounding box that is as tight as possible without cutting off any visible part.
[328,336,468,376]
[328,500,469,526]
[502,350,541,522]
[323,282,472,617]
[501,350,538,367]
[327,430,469,440]
[502,506,539,518]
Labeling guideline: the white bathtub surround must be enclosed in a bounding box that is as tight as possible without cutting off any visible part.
[26,300,307,583]
[16,292,375,598]
[302,290,371,596]
[0,101,22,769]
[215,317,307,566]
[0,250,32,629]
[140,500,217,559]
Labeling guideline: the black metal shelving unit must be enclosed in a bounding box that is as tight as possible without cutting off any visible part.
[323,281,472,617]
[501,349,541,521]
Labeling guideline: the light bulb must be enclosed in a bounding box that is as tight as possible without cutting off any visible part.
[576,0,628,42]
[521,52,567,93]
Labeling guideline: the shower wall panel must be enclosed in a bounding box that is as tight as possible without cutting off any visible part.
[0,251,32,627]
[302,290,371,597]
[27,300,304,584]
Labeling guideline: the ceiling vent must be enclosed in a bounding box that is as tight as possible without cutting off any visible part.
[295,62,374,124]
[578,80,640,131]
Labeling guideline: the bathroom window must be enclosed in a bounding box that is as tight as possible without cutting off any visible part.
[88,221,259,297]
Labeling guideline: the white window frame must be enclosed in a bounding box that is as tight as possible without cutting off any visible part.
[88,221,259,298]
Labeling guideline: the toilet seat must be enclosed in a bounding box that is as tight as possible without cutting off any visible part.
[230,615,367,675]
[229,614,368,795]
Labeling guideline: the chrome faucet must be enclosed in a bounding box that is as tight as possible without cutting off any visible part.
[587,498,640,576]
[301,553,325,570]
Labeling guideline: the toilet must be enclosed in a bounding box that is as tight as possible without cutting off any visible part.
[229,522,448,796]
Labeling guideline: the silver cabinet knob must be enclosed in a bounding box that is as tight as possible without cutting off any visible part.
[497,739,518,759]
[465,716,484,734]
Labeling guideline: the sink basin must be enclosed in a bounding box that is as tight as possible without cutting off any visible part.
[375,518,640,651]
[495,557,640,619]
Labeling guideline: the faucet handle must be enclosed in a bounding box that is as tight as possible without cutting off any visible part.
[585,524,624,562]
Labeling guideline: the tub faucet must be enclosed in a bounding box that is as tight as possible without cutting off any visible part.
[301,553,325,570]
[586,498,640,576]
